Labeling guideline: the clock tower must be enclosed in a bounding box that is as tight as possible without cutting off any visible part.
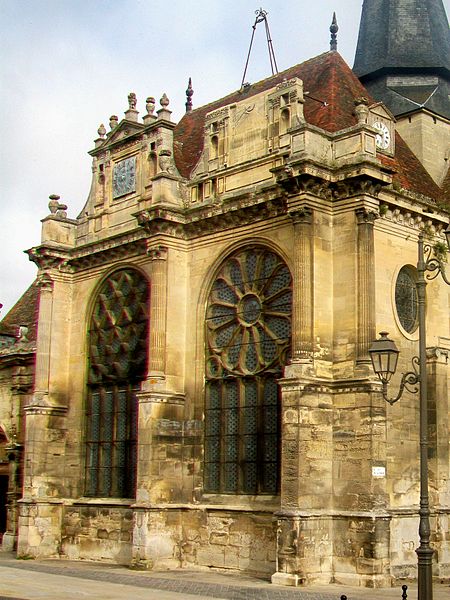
[354,0,450,186]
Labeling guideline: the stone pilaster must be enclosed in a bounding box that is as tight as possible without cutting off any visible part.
[426,346,450,577]
[289,207,313,362]
[272,378,333,586]
[133,391,195,569]
[355,208,377,364]
[146,245,168,378]
[1,443,22,551]
[33,273,54,403]
[18,403,67,558]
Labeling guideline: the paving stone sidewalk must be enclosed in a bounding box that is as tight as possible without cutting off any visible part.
[0,551,449,600]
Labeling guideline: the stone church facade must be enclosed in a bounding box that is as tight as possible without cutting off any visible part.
[1,0,450,589]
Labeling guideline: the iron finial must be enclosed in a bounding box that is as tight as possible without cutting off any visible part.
[185,77,194,113]
[330,12,339,51]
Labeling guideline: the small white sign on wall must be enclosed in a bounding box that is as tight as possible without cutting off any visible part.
[372,466,386,478]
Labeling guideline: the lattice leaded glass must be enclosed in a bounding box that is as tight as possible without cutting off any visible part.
[205,247,292,494]
[85,268,149,498]
[395,266,418,334]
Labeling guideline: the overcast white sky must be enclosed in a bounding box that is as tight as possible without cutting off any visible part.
[1,0,449,316]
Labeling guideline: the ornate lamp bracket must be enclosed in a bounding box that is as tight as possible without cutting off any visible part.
[423,242,450,285]
[381,356,420,406]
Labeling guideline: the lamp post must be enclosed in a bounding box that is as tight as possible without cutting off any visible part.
[369,223,450,600]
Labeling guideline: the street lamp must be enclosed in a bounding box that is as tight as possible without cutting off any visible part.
[369,223,450,600]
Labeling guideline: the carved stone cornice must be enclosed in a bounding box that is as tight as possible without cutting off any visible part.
[273,159,391,200]
[135,196,288,240]
[27,246,69,270]
[27,233,150,274]
[332,177,383,200]
[380,205,448,238]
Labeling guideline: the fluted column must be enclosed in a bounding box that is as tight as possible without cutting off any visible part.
[355,209,377,362]
[289,207,313,361]
[147,245,168,377]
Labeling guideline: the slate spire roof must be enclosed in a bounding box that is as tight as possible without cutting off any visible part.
[353,0,450,118]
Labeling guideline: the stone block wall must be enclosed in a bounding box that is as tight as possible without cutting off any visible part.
[60,503,133,563]
[132,507,276,575]
[333,516,391,587]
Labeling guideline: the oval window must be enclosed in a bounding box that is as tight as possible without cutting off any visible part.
[395,266,418,334]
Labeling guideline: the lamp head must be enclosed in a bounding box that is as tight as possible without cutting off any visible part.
[369,331,400,384]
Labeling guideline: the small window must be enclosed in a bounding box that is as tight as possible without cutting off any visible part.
[395,266,418,334]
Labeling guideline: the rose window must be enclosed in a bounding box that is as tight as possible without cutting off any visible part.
[206,247,292,377]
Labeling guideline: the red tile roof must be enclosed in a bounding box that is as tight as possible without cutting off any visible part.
[0,280,40,343]
[173,51,442,203]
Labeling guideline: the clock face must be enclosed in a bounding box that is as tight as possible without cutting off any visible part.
[373,121,391,150]
[112,157,136,199]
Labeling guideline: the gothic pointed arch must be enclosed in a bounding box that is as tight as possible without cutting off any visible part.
[204,245,292,494]
[85,267,149,498]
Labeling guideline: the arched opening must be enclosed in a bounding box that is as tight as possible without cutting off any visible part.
[85,268,150,498]
[210,135,219,160]
[204,246,292,494]
[280,108,290,134]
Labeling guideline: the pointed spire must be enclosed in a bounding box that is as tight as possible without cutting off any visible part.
[354,0,450,77]
[353,0,450,119]
[330,12,338,52]
[185,77,194,112]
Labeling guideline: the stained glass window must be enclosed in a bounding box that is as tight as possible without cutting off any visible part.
[395,266,418,334]
[85,269,149,498]
[205,247,292,494]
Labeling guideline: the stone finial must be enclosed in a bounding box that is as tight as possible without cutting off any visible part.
[48,194,67,218]
[185,77,194,113]
[354,97,369,124]
[109,115,119,130]
[97,123,106,138]
[48,194,61,214]
[330,12,339,51]
[146,97,156,115]
[160,93,170,108]
[128,92,137,110]
[157,93,172,122]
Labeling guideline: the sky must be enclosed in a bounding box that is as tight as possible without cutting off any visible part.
[0,0,449,316]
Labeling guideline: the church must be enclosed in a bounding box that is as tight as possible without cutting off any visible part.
[0,0,449,589]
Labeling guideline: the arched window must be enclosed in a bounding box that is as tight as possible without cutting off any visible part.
[204,246,292,494]
[85,268,149,498]
[210,135,219,160]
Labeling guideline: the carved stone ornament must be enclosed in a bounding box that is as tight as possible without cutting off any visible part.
[146,97,156,115]
[128,92,137,110]
[158,149,173,173]
[112,156,136,199]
